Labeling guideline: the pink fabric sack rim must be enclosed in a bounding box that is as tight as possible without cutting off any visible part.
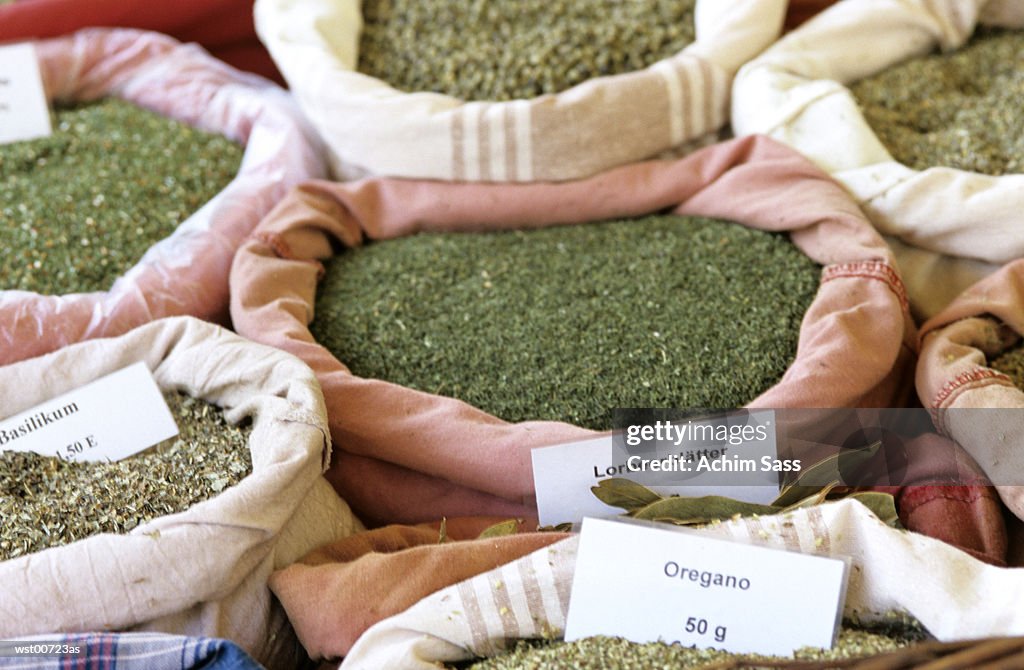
[230,135,916,525]
[0,28,326,366]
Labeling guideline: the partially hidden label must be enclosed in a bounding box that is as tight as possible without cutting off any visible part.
[565,517,849,656]
[0,361,179,462]
[0,43,52,145]
[531,410,781,526]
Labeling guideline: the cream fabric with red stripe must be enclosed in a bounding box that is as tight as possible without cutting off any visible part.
[917,259,1024,521]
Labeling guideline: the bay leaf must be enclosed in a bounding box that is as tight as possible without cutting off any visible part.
[477,519,520,539]
[773,441,882,507]
[590,477,663,511]
[630,495,779,523]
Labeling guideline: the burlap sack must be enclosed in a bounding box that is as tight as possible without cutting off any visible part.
[341,498,1024,670]
[916,260,1024,523]
[0,317,361,670]
[0,1,281,82]
[253,0,785,182]
[732,0,1024,313]
[0,28,327,367]
[230,135,916,526]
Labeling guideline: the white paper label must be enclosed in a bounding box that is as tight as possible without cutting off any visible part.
[0,361,179,462]
[565,518,848,656]
[532,410,781,526]
[0,43,52,145]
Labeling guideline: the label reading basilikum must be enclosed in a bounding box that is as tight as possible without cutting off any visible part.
[0,361,179,462]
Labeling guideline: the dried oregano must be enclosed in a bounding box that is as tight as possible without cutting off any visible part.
[0,97,244,295]
[358,0,697,101]
[850,27,1024,175]
[309,216,821,430]
[461,621,928,670]
[0,391,252,562]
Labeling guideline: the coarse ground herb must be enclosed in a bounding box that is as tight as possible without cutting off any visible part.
[460,620,929,669]
[0,97,244,295]
[850,27,1024,175]
[989,341,1024,390]
[309,215,821,430]
[358,0,697,101]
[0,391,252,562]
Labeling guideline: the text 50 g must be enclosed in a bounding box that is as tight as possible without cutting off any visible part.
[684,616,726,643]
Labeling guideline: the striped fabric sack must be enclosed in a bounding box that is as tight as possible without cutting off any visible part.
[253,0,785,181]
[0,28,327,367]
[731,0,1024,318]
[340,498,1024,669]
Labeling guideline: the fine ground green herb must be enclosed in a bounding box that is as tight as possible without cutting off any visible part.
[358,0,697,101]
[989,341,1024,389]
[850,28,1024,175]
[0,391,252,562]
[310,216,821,430]
[461,621,928,669]
[0,97,244,295]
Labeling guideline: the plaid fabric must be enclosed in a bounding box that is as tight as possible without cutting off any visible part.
[0,633,264,670]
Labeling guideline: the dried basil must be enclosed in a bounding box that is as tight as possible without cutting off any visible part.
[0,391,252,562]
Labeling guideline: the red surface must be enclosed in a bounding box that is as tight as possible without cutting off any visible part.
[784,0,840,31]
[0,0,283,84]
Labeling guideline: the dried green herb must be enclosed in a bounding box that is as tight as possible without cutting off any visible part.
[850,27,1024,175]
[460,623,928,669]
[0,97,244,295]
[0,391,252,562]
[310,215,821,430]
[358,0,697,101]
[989,340,1024,389]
